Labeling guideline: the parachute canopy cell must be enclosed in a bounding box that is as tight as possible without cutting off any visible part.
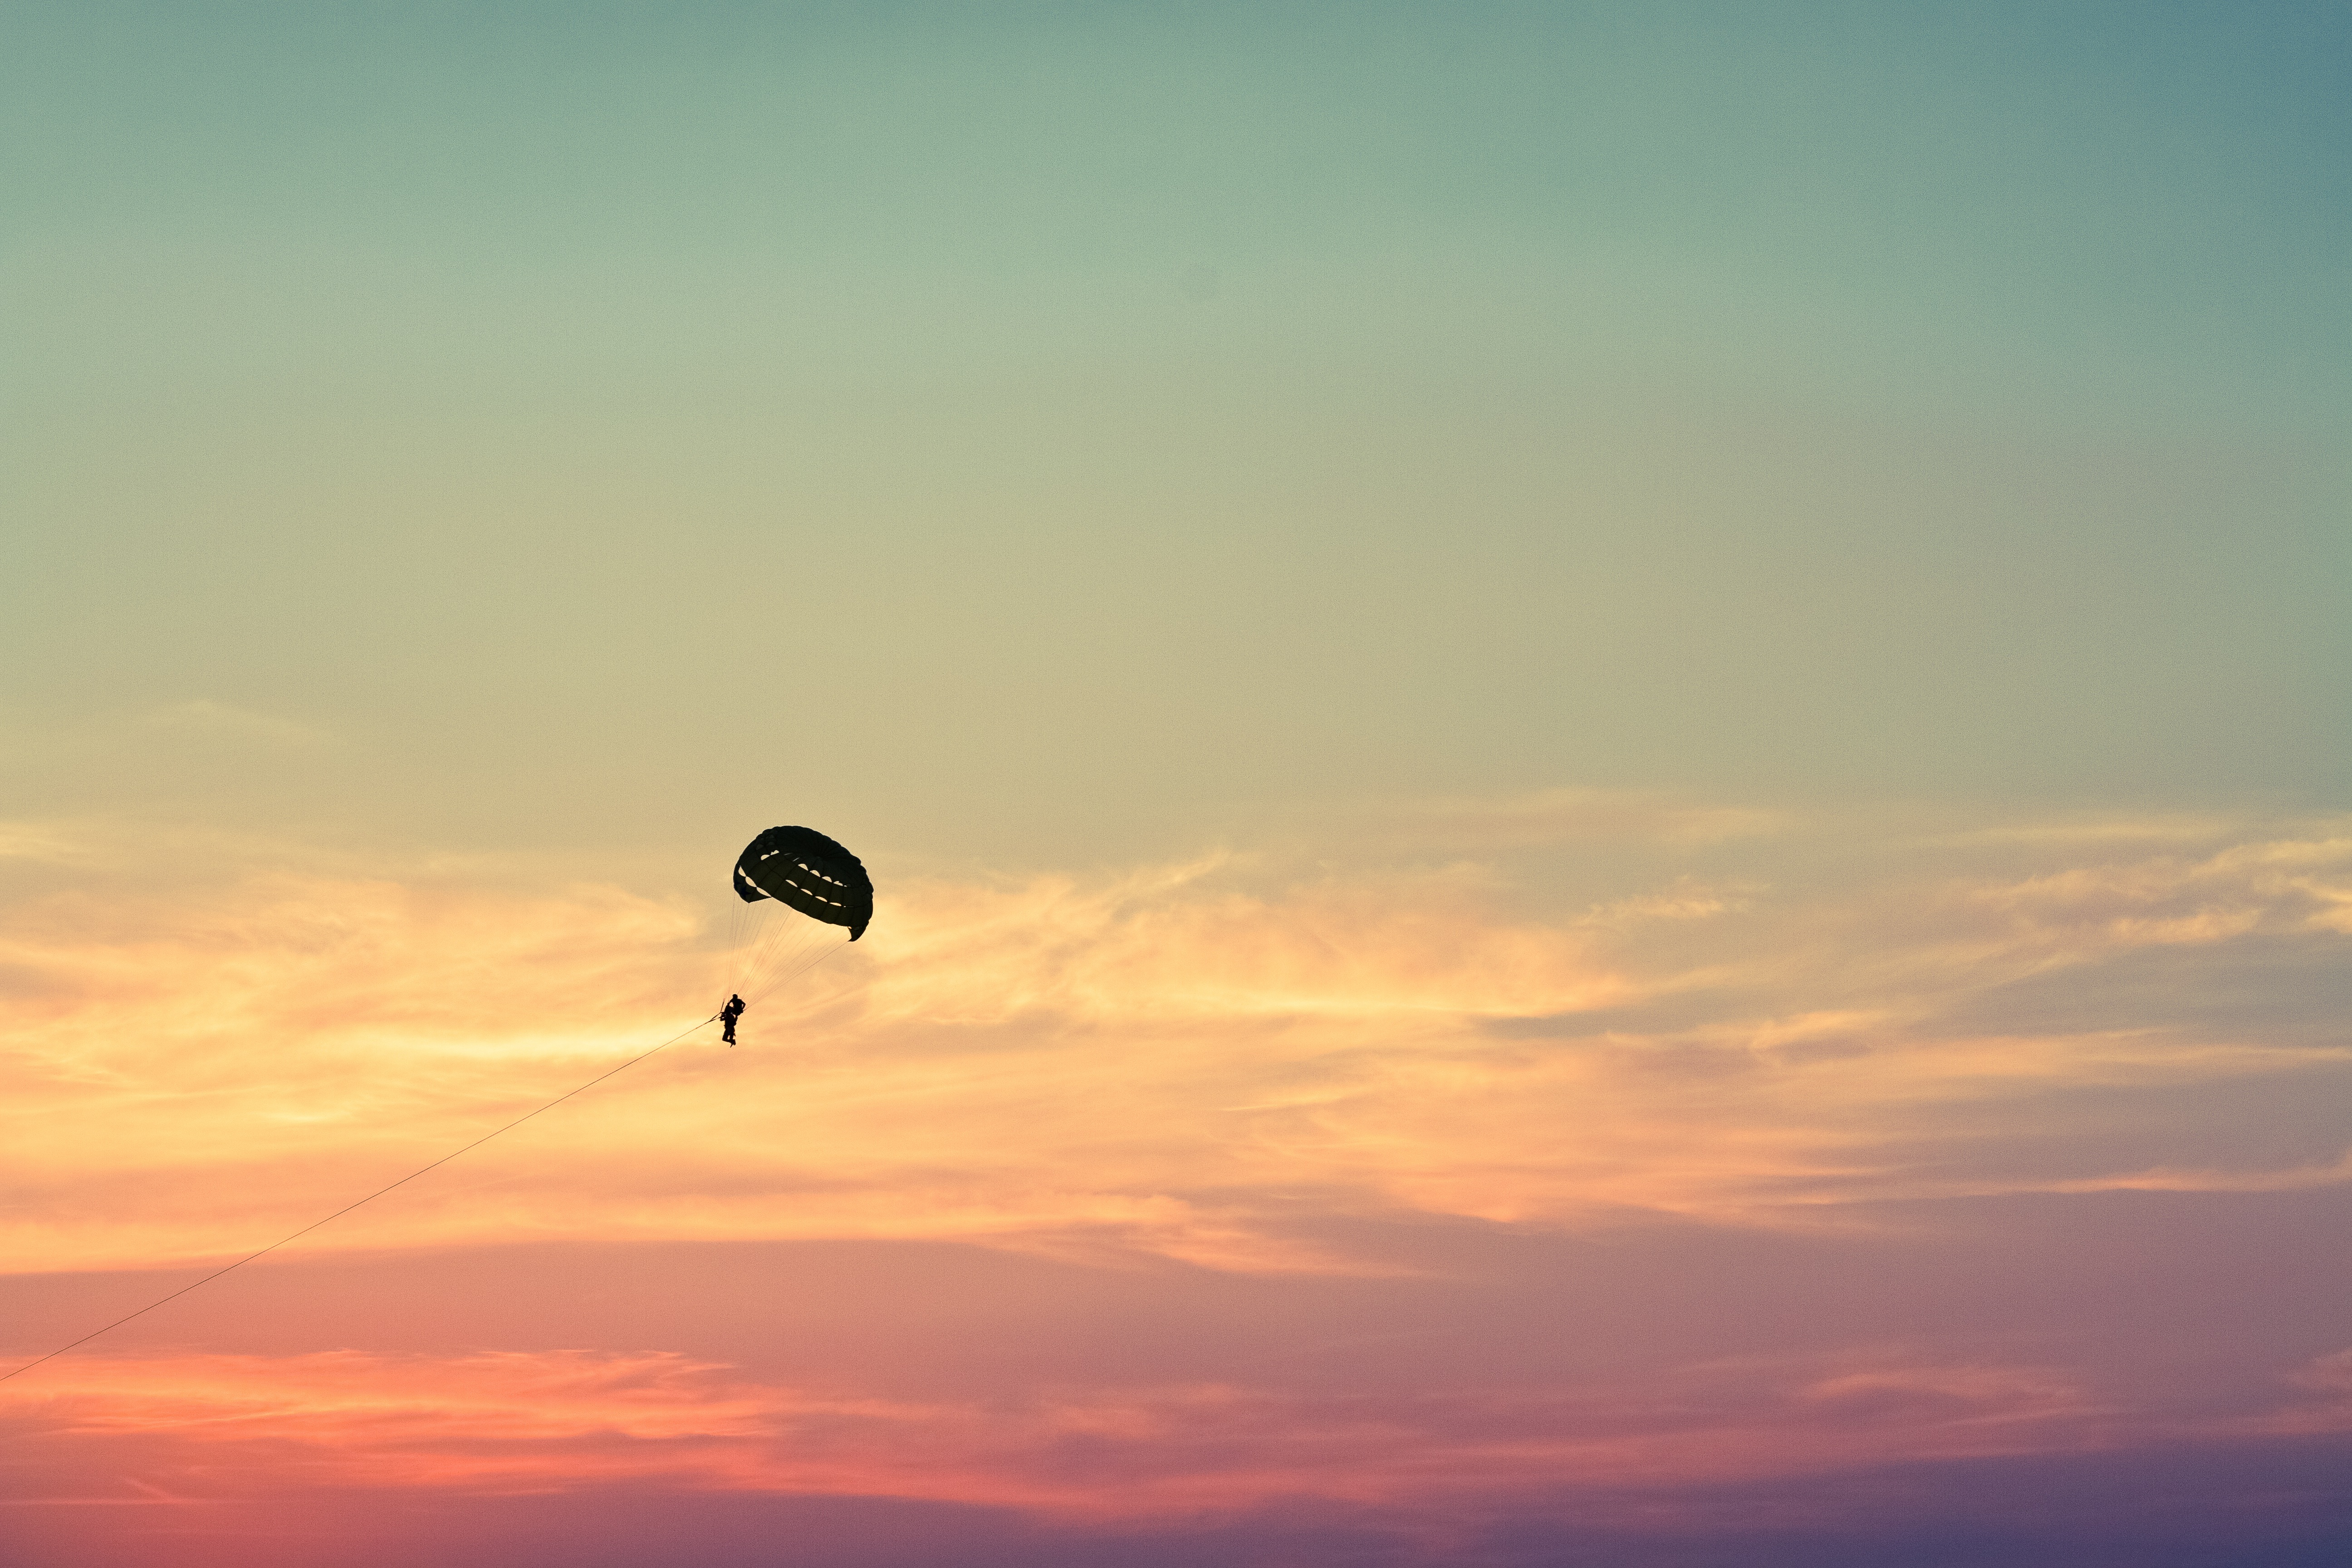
[733,826,873,940]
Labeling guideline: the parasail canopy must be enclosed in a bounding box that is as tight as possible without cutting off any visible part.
[733,825,872,940]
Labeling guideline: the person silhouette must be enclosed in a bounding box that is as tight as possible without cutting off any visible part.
[720,994,745,1045]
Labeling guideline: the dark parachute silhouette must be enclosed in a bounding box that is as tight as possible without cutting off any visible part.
[733,825,872,940]
[722,826,872,1016]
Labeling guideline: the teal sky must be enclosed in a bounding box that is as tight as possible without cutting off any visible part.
[5,1,2345,867]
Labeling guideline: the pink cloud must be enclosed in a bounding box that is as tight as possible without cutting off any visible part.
[0,1343,2205,1520]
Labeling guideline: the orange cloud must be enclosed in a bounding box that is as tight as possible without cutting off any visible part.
[1,810,2347,1285]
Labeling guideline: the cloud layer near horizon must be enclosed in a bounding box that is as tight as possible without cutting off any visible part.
[6,798,2351,1566]
[19,1336,2352,1519]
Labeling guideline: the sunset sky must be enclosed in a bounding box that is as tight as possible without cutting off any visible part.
[5,5,2349,1565]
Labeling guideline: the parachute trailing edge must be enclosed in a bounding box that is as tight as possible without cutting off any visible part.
[733,825,873,940]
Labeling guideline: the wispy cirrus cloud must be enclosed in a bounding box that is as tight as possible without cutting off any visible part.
[2,806,2347,1278]
[136,700,333,749]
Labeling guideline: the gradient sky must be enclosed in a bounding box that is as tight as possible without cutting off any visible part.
[4,5,2349,1565]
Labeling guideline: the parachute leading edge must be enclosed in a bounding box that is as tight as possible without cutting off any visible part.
[733,825,873,940]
